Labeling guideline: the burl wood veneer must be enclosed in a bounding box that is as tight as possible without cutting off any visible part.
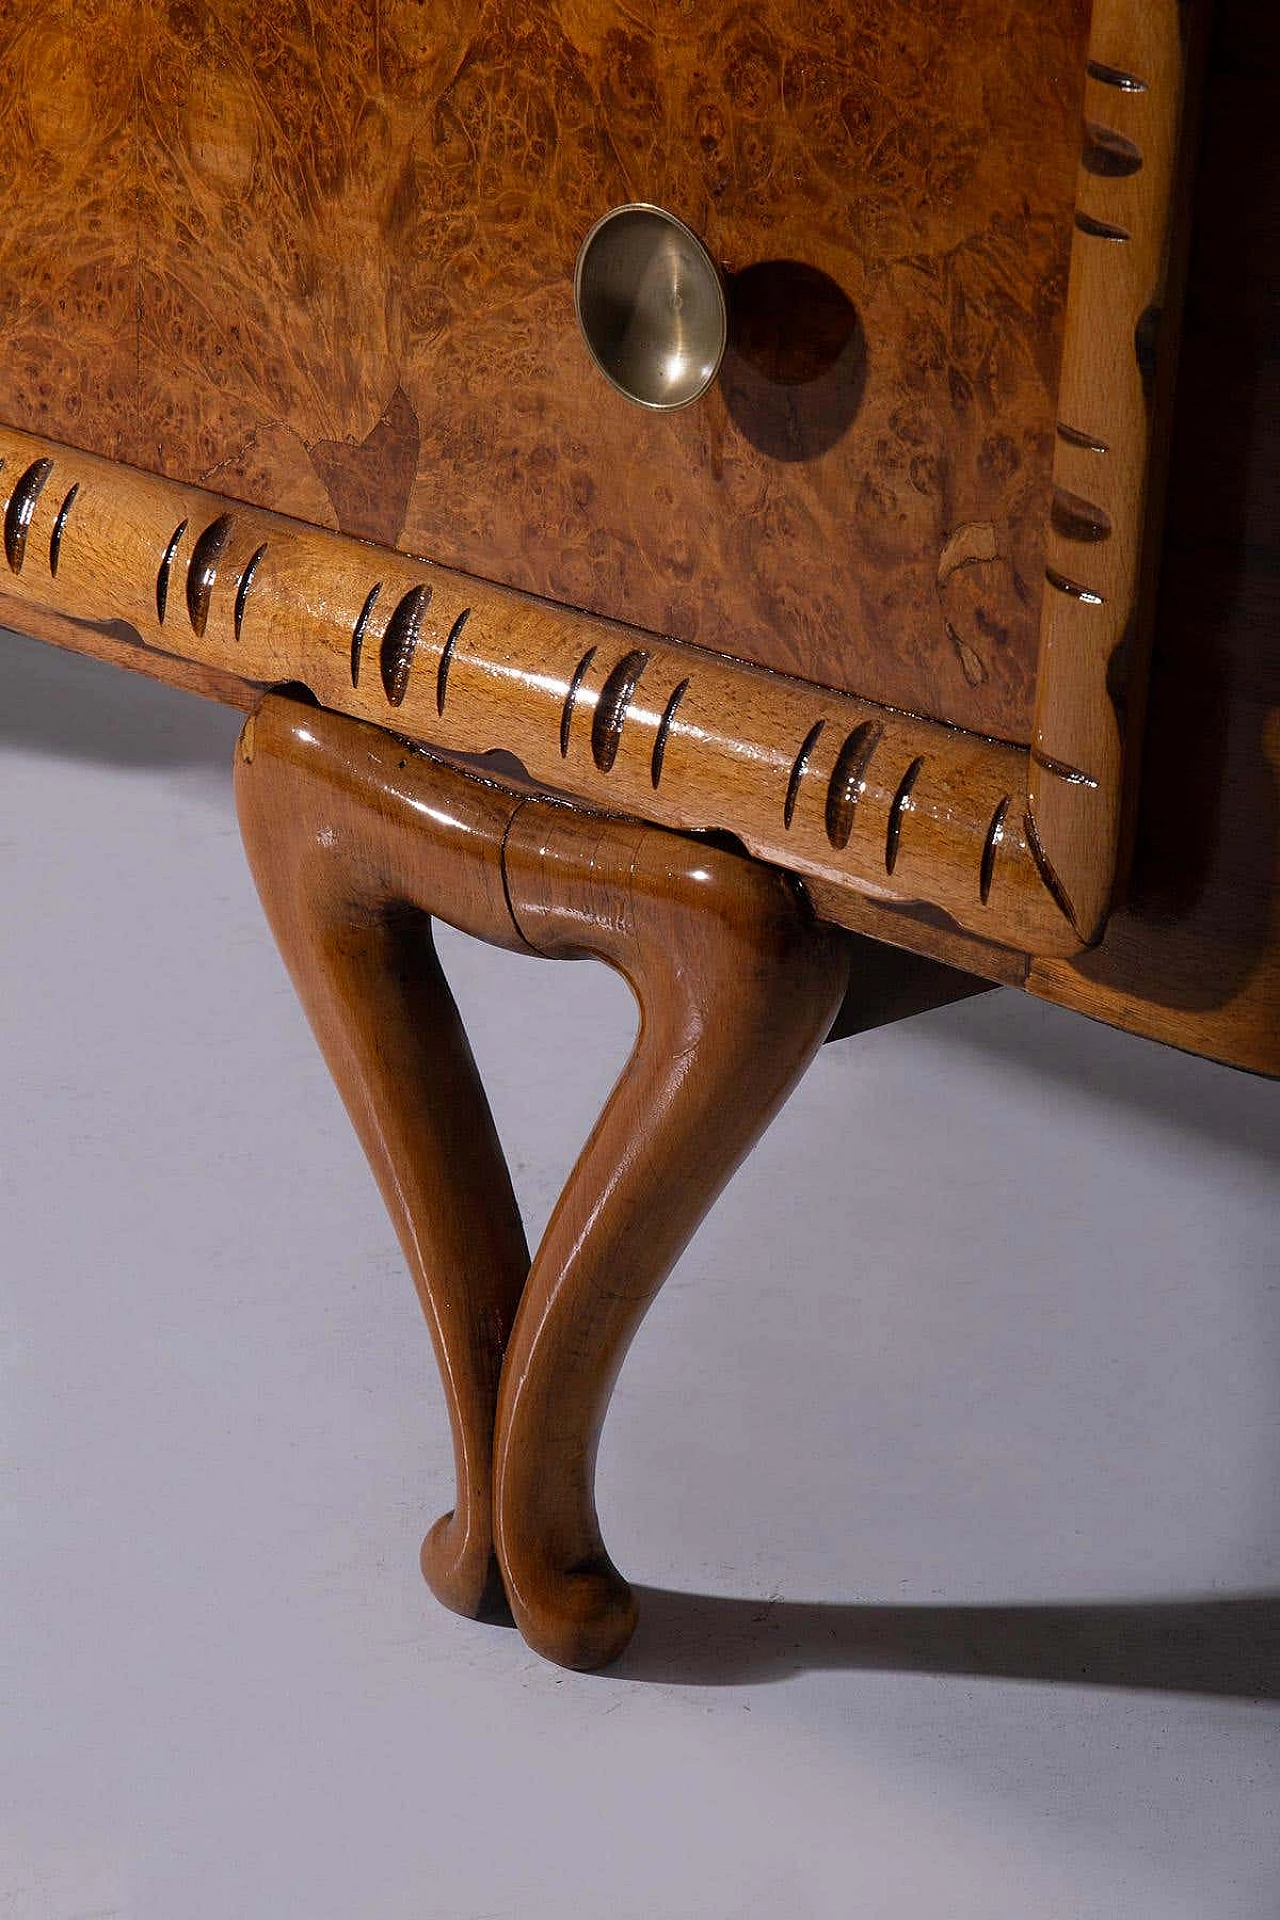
[0,0,1094,737]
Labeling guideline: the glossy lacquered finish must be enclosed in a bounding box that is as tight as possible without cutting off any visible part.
[0,422,1081,958]
[0,0,1200,938]
[0,0,1093,736]
[236,694,849,1666]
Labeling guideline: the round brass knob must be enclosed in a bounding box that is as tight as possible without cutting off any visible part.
[574,204,728,411]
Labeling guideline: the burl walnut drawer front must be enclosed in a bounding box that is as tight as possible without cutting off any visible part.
[1,0,1092,738]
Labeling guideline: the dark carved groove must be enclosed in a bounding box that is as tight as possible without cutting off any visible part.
[1082,121,1143,177]
[1031,748,1099,789]
[157,520,188,623]
[185,513,235,638]
[591,648,650,774]
[1051,487,1113,543]
[1075,210,1131,243]
[560,647,597,757]
[650,678,690,788]
[437,606,471,716]
[784,720,826,830]
[1058,421,1109,454]
[824,721,882,851]
[1024,808,1084,938]
[48,483,79,576]
[349,582,382,689]
[1087,58,1147,92]
[1046,565,1104,606]
[379,583,431,707]
[234,542,267,643]
[885,757,925,875]
[980,796,1011,905]
[4,458,54,573]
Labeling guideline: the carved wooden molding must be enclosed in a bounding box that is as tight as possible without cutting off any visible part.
[1031,0,1200,937]
[0,424,1082,957]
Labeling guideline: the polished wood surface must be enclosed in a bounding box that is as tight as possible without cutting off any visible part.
[236,694,849,1666]
[0,1,1274,1076]
[1031,0,1202,939]
[1028,0,1280,1077]
[236,704,532,1621]
[0,423,1079,956]
[492,804,849,1668]
[0,0,1095,735]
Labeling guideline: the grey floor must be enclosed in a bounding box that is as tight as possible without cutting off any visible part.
[2,628,1278,1920]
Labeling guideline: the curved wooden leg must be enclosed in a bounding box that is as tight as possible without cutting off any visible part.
[493,814,851,1669]
[234,696,850,1665]
[234,700,532,1620]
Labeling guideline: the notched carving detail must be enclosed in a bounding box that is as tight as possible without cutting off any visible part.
[1031,749,1099,789]
[1046,566,1105,606]
[234,542,268,643]
[1075,210,1131,243]
[980,797,1011,906]
[1057,422,1109,454]
[380,583,431,707]
[4,458,54,573]
[48,483,79,577]
[885,757,925,876]
[0,419,1088,959]
[1087,58,1147,92]
[437,607,471,717]
[350,582,382,689]
[651,678,689,789]
[186,513,234,638]
[1023,807,1083,938]
[591,649,650,775]
[784,719,826,830]
[561,647,597,757]
[1083,122,1143,177]
[157,520,188,623]
[1051,487,1113,543]
[824,721,882,851]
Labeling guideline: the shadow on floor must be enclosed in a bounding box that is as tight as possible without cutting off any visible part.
[0,625,240,775]
[912,987,1280,1174]
[615,1587,1280,1697]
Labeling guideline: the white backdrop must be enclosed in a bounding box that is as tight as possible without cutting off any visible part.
[2,628,1277,1920]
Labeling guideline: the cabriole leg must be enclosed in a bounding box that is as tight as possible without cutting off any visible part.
[234,695,850,1667]
[234,700,532,1620]
[494,813,850,1667]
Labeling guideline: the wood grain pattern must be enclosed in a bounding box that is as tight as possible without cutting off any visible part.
[0,0,1094,737]
[236,693,850,1667]
[0,423,1080,956]
[0,1,138,459]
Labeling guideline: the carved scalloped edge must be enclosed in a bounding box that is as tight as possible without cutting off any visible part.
[1030,0,1204,939]
[0,424,1080,956]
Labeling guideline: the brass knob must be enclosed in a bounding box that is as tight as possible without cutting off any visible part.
[574,204,727,411]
